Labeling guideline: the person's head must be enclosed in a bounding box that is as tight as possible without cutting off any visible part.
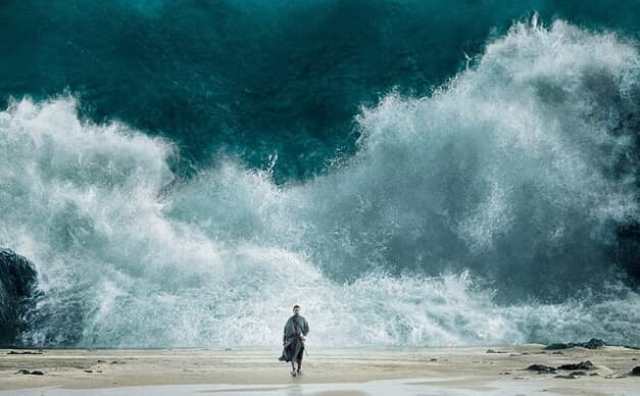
[293,304,301,315]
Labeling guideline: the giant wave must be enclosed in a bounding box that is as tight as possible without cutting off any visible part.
[1,17,640,347]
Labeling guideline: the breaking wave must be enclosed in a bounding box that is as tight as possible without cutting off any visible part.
[1,17,640,347]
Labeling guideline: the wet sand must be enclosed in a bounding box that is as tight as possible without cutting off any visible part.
[0,345,638,395]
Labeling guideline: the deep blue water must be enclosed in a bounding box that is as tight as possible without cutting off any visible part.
[2,0,638,181]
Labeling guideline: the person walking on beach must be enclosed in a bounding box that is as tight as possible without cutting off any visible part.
[278,304,309,377]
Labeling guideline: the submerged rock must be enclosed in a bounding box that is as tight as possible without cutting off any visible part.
[545,344,566,350]
[583,339,607,349]
[0,248,38,346]
[544,338,606,350]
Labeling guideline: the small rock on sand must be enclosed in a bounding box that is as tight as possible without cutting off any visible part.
[558,361,594,371]
[631,366,640,376]
[527,364,556,374]
[16,369,44,375]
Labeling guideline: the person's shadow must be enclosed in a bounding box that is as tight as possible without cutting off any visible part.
[286,383,303,396]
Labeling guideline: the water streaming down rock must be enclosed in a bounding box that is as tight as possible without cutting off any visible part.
[0,17,639,347]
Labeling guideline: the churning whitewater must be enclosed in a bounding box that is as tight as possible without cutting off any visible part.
[1,18,640,347]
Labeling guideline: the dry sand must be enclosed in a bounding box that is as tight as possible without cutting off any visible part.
[0,344,638,395]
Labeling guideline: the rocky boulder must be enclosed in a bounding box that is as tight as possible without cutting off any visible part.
[0,248,38,346]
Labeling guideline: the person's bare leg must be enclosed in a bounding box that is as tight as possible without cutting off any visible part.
[290,361,296,376]
[297,357,303,375]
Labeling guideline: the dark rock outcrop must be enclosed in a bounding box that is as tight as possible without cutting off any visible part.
[528,360,598,379]
[631,366,640,376]
[544,338,606,350]
[16,369,44,375]
[527,364,556,374]
[0,248,38,346]
[558,361,594,371]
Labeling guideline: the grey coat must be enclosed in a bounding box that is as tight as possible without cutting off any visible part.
[283,314,309,342]
[278,314,309,362]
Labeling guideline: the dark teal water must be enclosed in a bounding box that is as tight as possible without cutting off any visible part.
[2,0,638,181]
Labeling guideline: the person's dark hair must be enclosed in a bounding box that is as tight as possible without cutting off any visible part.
[293,304,300,310]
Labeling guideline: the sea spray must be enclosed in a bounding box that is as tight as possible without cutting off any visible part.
[0,18,639,347]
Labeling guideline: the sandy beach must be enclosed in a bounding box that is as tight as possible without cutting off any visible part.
[0,344,638,395]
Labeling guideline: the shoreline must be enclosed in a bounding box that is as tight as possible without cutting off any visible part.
[1,345,639,395]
